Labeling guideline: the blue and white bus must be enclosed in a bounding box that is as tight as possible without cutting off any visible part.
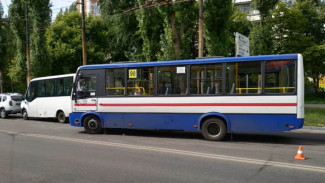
[69,54,304,141]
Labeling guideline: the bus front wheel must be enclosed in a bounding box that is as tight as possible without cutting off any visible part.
[83,115,103,134]
[201,118,226,141]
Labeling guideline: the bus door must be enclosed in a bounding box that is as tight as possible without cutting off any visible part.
[74,71,98,111]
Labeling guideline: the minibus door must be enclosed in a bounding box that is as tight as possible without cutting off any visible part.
[74,73,98,111]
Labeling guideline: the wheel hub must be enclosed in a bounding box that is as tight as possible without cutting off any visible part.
[207,123,220,136]
[88,119,98,130]
[1,110,5,117]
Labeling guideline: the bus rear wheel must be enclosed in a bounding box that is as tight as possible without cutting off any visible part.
[201,118,226,141]
[83,115,103,134]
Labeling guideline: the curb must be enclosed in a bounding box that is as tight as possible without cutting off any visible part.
[302,126,325,131]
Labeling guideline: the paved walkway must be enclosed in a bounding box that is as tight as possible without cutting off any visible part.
[305,104,325,109]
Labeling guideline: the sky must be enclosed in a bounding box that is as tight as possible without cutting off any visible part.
[1,0,76,21]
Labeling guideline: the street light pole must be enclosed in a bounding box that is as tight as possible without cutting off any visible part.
[81,0,87,65]
[198,0,204,58]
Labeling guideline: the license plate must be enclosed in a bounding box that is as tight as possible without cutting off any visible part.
[16,103,21,105]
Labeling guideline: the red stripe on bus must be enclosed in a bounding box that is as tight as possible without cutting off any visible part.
[98,103,297,107]
[75,104,97,107]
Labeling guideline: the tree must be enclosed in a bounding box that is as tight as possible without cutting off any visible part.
[204,0,233,57]
[46,11,110,74]
[158,0,198,60]
[28,0,51,78]
[0,1,3,17]
[135,0,164,61]
[252,0,279,24]
[304,44,325,92]
[249,23,273,55]
[8,0,27,92]
[46,11,83,74]
[99,0,142,61]
[0,1,6,92]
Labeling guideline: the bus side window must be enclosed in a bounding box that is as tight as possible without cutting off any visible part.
[127,67,154,96]
[265,60,296,94]
[226,62,261,94]
[158,66,187,95]
[190,64,222,95]
[106,68,125,96]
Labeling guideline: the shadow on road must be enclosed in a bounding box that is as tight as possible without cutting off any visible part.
[5,114,325,145]
[79,128,325,145]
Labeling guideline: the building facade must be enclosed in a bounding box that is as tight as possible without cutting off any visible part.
[234,0,297,22]
[77,0,100,16]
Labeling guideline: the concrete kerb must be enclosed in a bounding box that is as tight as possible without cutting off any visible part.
[302,126,325,131]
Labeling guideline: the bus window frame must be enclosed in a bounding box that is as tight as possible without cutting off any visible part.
[83,59,297,98]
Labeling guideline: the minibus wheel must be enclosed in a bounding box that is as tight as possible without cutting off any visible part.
[22,109,29,120]
[83,115,103,134]
[57,111,66,123]
[201,118,226,141]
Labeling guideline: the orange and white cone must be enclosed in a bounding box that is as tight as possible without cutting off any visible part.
[295,146,306,160]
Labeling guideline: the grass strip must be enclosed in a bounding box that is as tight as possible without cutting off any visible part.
[304,108,325,127]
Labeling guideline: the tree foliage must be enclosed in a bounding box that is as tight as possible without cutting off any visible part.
[8,0,28,92]
[252,0,279,23]
[2,0,324,93]
[204,0,233,56]
[250,0,325,91]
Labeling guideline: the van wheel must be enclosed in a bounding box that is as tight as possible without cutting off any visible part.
[201,118,226,141]
[57,111,66,123]
[22,109,29,120]
[84,115,103,134]
[0,108,8,118]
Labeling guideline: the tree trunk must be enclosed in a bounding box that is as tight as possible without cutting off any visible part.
[169,11,181,59]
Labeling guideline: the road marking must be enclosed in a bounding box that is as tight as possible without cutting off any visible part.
[1,130,325,173]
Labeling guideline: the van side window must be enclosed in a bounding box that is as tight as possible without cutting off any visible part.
[26,82,37,102]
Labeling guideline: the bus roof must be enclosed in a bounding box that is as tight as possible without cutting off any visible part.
[78,54,300,70]
[30,73,75,82]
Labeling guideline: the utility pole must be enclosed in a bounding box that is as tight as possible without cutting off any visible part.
[25,3,31,84]
[198,0,204,58]
[81,0,87,65]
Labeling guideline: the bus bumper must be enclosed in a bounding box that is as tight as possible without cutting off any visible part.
[69,113,83,127]
[295,118,304,129]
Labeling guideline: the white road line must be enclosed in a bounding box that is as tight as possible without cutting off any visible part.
[2,130,325,173]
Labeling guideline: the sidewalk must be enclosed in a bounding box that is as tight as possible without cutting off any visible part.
[305,104,325,109]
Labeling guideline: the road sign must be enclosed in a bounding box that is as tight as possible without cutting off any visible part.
[235,32,250,57]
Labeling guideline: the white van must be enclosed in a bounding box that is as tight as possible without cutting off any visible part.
[21,74,75,123]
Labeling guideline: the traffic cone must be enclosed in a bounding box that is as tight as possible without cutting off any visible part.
[295,146,306,160]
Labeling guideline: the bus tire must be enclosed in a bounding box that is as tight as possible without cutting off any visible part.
[57,111,66,123]
[201,118,226,141]
[0,108,8,118]
[22,109,29,120]
[83,115,103,134]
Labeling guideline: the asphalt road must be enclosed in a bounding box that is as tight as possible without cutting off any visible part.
[1,115,325,183]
